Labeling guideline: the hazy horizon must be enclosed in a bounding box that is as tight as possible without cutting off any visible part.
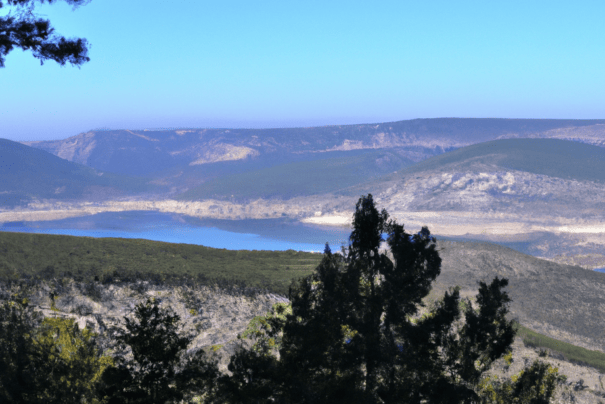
[8,116,605,143]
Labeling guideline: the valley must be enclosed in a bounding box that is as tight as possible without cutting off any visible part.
[4,122,605,266]
[3,118,605,402]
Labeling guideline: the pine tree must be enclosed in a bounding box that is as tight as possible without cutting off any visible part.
[97,297,218,404]
[217,194,518,404]
[0,0,90,68]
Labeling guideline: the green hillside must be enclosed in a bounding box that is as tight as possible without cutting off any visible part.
[391,138,605,183]
[0,231,321,295]
[176,149,413,201]
[517,324,605,373]
[1,230,604,374]
[0,138,159,206]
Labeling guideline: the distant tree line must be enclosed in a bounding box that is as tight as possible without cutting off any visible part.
[0,195,560,403]
[0,231,323,296]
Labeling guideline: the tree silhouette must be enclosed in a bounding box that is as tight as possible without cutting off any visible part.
[97,297,218,404]
[0,292,46,403]
[0,0,91,68]
[216,194,519,403]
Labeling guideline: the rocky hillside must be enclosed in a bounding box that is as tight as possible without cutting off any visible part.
[356,138,605,216]
[1,279,285,372]
[4,274,604,404]
[0,228,604,402]
[433,240,605,353]
[485,337,605,404]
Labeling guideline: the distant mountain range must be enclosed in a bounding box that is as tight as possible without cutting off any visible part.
[21,118,605,177]
[12,118,605,202]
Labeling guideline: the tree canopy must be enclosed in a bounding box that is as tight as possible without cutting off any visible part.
[0,0,90,67]
[97,297,219,404]
[0,289,111,403]
[215,194,547,404]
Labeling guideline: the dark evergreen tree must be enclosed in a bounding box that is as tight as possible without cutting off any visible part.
[0,292,45,403]
[216,194,518,404]
[0,0,91,68]
[97,297,218,404]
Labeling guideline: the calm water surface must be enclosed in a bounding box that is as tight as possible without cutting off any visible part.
[0,211,352,252]
[4,212,605,273]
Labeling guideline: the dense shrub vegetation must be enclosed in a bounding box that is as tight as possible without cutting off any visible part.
[517,324,605,373]
[0,232,321,295]
[0,290,113,403]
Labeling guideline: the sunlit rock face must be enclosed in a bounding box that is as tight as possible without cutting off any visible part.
[188,143,260,165]
[375,168,605,215]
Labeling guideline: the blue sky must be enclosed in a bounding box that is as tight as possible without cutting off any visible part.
[1,0,604,141]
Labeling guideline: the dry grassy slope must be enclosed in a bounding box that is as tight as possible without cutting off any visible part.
[433,240,605,352]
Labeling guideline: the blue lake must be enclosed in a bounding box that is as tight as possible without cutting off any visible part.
[0,211,352,252]
[3,212,605,274]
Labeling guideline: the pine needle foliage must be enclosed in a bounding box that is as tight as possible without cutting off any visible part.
[0,0,91,68]
[97,297,218,404]
[214,194,520,404]
[0,290,111,403]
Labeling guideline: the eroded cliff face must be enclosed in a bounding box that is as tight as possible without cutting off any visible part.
[1,280,285,371]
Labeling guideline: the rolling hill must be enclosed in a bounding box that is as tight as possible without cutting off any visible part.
[0,138,162,207]
[345,138,605,219]
[388,138,605,183]
[434,239,605,352]
[176,149,415,201]
[1,230,603,353]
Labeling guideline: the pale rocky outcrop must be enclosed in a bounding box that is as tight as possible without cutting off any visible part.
[3,280,283,372]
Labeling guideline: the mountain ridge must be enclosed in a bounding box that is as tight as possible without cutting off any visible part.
[0,138,163,207]
[21,118,605,178]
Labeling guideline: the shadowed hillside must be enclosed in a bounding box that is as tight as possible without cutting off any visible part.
[0,139,161,207]
[434,240,605,352]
